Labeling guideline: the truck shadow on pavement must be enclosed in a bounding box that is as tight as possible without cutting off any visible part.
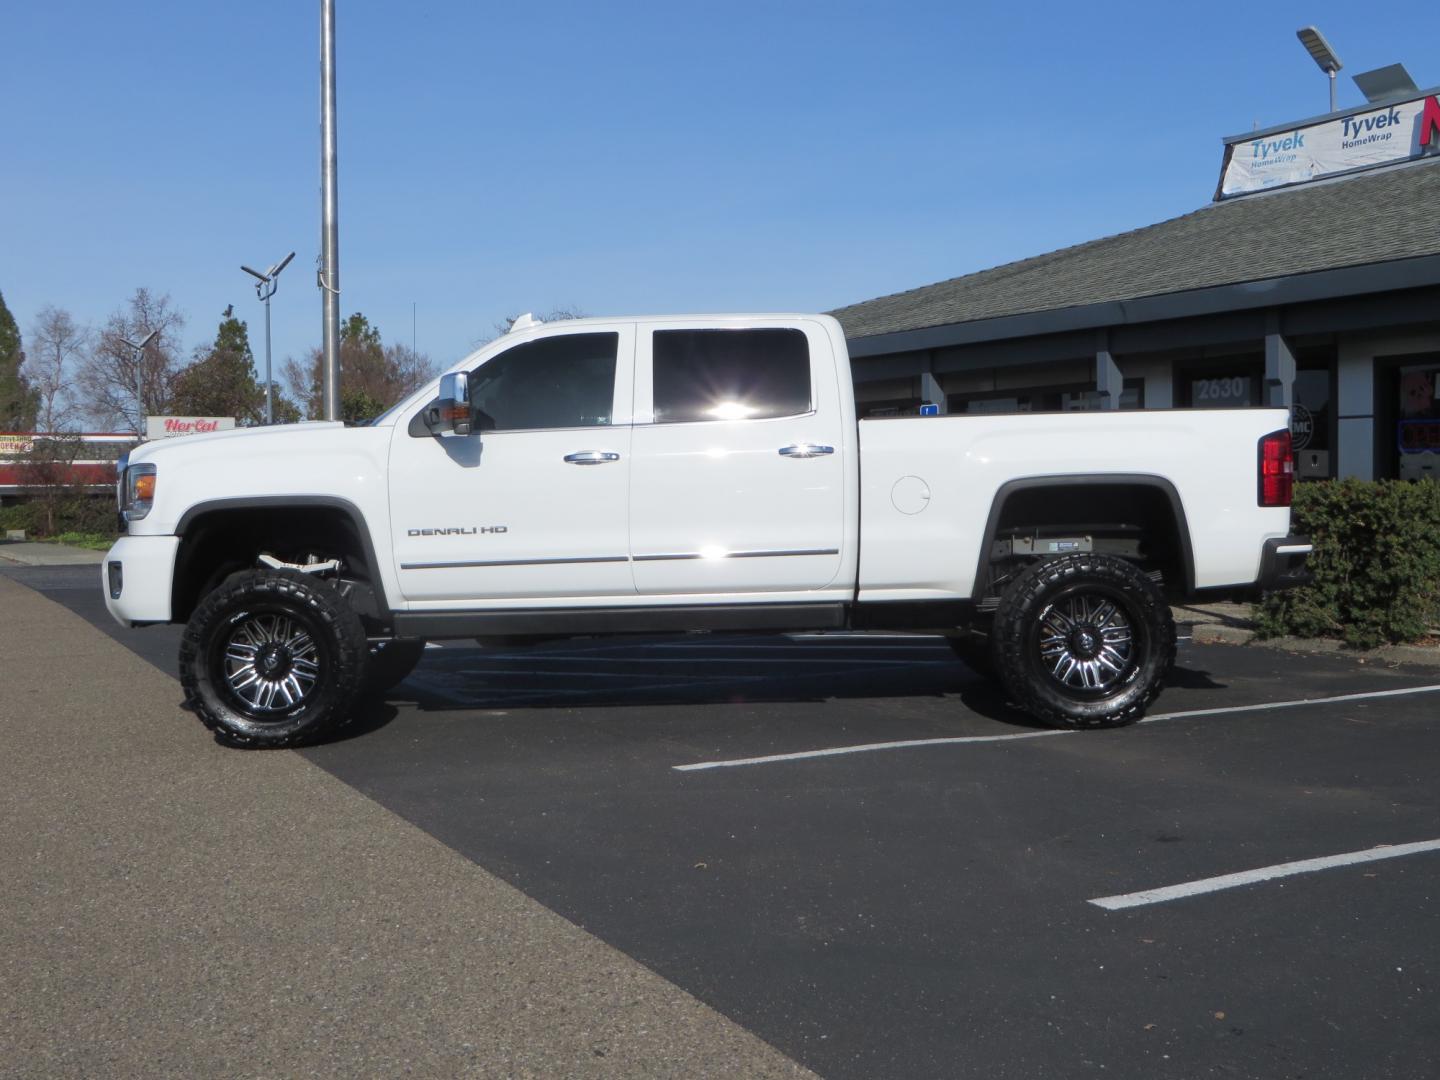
[316,637,1231,744]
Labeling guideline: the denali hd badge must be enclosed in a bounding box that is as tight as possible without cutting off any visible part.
[408,526,508,536]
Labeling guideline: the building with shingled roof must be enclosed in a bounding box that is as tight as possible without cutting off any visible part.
[832,88,1440,483]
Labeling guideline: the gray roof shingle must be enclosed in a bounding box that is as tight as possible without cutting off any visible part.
[830,158,1440,341]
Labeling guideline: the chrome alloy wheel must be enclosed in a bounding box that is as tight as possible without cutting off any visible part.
[1036,592,1135,693]
[221,613,321,714]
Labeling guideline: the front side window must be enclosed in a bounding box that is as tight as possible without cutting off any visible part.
[469,332,617,431]
[652,328,810,423]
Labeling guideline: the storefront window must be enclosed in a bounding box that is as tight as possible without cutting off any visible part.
[1292,367,1333,480]
[1187,373,1258,408]
[1396,359,1440,481]
[1061,380,1143,411]
[949,379,1142,414]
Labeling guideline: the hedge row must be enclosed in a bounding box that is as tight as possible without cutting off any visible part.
[0,496,119,540]
[1255,478,1440,648]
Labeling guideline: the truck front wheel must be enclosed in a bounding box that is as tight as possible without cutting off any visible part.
[180,568,367,748]
[989,554,1174,729]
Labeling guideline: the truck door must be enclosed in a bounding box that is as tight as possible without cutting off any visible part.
[389,326,636,603]
[629,322,847,595]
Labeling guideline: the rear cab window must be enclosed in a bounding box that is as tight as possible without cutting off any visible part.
[650,328,811,423]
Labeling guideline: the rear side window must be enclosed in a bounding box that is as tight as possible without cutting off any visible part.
[652,328,810,423]
[469,332,617,431]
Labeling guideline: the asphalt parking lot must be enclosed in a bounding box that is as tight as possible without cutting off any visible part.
[4,562,1438,1079]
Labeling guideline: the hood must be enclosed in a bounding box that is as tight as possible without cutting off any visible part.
[129,421,348,464]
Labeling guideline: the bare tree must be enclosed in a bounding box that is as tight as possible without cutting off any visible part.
[25,305,88,432]
[77,288,186,432]
[281,312,437,421]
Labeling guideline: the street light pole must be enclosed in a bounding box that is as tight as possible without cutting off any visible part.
[242,252,296,424]
[120,329,159,434]
[1296,26,1343,113]
[318,0,341,422]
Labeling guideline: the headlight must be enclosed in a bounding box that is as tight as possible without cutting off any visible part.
[120,463,157,521]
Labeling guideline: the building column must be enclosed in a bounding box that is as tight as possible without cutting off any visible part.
[1336,338,1376,480]
[920,353,947,414]
[1096,330,1122,409]
[1264,312,1296,408]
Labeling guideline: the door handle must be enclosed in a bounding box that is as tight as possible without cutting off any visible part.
[778,443,834,458]
[563,450,621,465]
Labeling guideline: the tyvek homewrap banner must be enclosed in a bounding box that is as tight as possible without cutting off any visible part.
[1220,94,1440,197]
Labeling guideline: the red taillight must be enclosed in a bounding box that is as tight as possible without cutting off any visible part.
[1259,429,1294,507]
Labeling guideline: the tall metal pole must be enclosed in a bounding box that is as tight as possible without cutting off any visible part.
[319,0,341,421]
[243,252,292,426]
[121,329,157,435]
[263,291,274,424]
[1328,69,1337,113]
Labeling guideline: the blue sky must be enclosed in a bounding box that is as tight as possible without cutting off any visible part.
[2,1,1435,381]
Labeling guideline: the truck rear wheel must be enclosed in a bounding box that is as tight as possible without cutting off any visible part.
[180,568,367,748]
[989,554,1174,729]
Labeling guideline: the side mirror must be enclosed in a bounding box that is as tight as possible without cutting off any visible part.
[426,372,473,437]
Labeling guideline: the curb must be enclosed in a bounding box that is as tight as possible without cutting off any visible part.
[1191,622,1440,669]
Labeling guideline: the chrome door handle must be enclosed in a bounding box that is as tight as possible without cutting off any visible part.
[778,443,834,458]
[563,450,621,465]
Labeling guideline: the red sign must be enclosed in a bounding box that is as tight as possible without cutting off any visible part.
[1398,420,1440,452]
[1420,96,1440,149]
[145,416,236,439]
[164,418,220,434]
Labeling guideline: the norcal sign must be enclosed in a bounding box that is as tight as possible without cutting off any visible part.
[1219,93,1440,198]
[145,416,237,439]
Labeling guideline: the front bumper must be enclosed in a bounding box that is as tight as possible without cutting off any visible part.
[1258,535,1313,591]
[101,535,182,626]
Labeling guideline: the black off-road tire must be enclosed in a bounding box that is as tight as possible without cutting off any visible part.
[365,638,427,693]
[180,568,367,748]
[990,554,1175,729]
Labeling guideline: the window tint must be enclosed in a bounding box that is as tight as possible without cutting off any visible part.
[468,332,617,431]
[652,328,810,423]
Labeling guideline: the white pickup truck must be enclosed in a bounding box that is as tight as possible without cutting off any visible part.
[103,313,1310,746]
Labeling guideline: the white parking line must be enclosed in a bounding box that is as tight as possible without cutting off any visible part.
[1141,683,1440,722]
[671,683,1440,771]
[1089,838,1440,910]
[674,729,1069,770]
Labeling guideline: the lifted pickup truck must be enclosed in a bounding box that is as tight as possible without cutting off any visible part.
[104,313,1310,746]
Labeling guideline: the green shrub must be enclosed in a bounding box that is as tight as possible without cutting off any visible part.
[0,502,31,532]
[0,496,118,541]
[1255,478,1440,648]
[55,495,121,536]
[52,531,116,551]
